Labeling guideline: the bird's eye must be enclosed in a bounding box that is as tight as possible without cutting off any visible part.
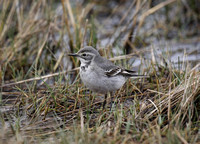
[82,53,87,57]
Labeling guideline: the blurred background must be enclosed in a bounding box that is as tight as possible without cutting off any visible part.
[0,0,199,83]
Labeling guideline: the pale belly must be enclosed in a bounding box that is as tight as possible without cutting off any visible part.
[80,65,126,94]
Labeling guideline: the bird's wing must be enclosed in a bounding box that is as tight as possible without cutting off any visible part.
[94,56,142,77]
[94,56,121,76]
[105,67,123,77]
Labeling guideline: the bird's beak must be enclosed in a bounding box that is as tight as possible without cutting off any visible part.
[68,53,79,57]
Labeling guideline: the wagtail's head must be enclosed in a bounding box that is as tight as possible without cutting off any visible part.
[68,46,100,64]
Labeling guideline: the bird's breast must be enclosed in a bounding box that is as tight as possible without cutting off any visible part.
[80,65,87,72]
[79,64,126,94]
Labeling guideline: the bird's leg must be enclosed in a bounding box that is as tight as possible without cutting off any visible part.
[103,93,107,109]
[109,92,113,111]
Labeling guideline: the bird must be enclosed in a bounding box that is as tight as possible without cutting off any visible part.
[68,46,146,108]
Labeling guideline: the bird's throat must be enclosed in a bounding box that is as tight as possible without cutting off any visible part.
[80,60,91,72]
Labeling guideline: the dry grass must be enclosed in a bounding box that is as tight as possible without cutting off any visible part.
[0,0,199,143]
